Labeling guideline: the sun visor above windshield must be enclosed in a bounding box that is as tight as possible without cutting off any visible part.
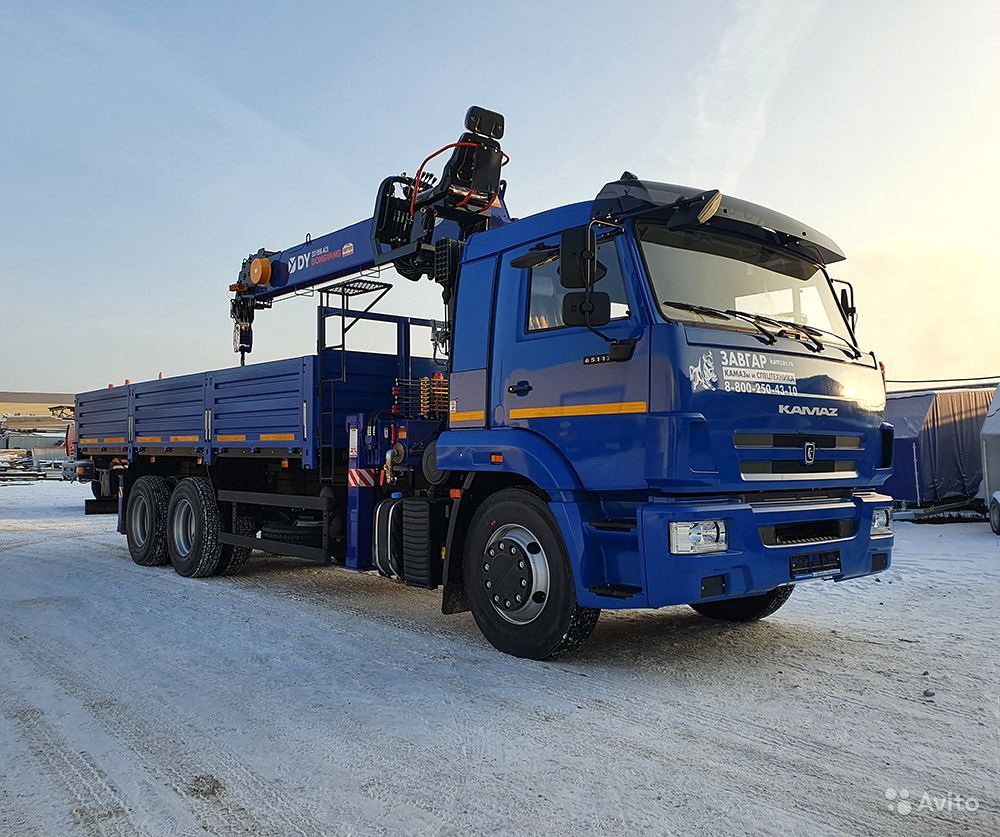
[593,179,846,265]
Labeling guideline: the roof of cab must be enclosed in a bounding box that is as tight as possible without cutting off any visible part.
[463,178,846,266]
[594,178,846,264]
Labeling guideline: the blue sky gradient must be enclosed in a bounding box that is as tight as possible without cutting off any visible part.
[1,0,997,390]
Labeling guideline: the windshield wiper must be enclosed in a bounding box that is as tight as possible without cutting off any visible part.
[754,316,859,358]
[791,323,863,359]
[661,301,777,345]
[747,313,825,353]
[662,300,861,356]
[722,308,779,345]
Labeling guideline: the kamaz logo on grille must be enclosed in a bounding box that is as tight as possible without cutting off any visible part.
[778,404,839,417]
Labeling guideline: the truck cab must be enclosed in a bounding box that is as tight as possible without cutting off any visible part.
[437,176,893,638]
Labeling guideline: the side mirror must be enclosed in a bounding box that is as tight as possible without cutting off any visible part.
[837,282,858,330]
[558,226,608,288]
[562,291,611,328]
[558,226,592,288]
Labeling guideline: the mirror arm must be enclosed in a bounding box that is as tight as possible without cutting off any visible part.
[581,282,638,363]
[582,217,623,343]
[581,282,613,343]
[584,218,633,357]
[584,318,614,344]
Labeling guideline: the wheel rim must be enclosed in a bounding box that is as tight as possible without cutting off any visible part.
[130,494,149,548]
[172,497,197,558]
[482,523,550,625]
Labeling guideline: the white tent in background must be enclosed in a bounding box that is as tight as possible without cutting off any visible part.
[982,387,1000,533]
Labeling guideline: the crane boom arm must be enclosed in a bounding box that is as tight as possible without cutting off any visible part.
[230,106,508,362]
[254,218,376,301]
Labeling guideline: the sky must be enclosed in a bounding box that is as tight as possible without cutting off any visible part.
[1,0,997,392]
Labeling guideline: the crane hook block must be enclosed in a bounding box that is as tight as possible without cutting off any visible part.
[250,257,272,286]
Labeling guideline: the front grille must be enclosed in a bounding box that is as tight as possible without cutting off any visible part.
[760,518,855,546]
[735,430,862,481]
[741,460,857,478]
[734,432,861,450]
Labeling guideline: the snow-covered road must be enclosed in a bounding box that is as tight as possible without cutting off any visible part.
[1,482,997,835]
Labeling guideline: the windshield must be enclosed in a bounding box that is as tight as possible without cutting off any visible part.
[636,222,855,343]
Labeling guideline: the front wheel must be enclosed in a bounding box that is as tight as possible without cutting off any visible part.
[989,498,1000,536]
[167,477,222,578]
[690,585,794,622]
[464,488,599,659]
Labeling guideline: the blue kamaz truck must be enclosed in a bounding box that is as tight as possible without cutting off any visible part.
[74,108,894,658]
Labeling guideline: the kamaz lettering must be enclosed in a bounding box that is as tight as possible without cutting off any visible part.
[779,404,839,417]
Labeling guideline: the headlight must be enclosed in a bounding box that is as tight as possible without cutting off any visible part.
[669,520,728,555]
[871,508,893,537]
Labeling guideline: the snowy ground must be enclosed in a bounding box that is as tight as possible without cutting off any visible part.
[0,482,997,836]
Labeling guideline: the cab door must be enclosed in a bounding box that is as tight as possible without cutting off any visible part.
[491,235,650,491]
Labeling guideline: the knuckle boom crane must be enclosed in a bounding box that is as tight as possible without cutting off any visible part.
[229,106,510,364]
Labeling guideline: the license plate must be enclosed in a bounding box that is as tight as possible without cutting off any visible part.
[789,550,841,579]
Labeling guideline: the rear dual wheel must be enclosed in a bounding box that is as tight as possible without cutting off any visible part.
[166,477,224,578]
[126,475,255,577]
[167,479,258,576]
[214,509,258,576]
[125,476,171,566]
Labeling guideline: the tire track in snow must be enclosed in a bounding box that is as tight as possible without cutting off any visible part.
[9,550,925,831]
[17,561,890,834]
[8,515,999,835]
[0,682,145,837]
[1,624,328,837]
[217,568,1000,832]
[0,771,44,837]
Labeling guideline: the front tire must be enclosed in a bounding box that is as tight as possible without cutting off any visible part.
[690,585,794,622]
[167,477,222,578]
[464,488,599,659]
[989,498,1000,535]
[125,476,171,566]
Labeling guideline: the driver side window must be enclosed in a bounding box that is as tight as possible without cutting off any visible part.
[526,240,630,332]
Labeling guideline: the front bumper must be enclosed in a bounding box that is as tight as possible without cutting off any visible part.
[635,491,893,608]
